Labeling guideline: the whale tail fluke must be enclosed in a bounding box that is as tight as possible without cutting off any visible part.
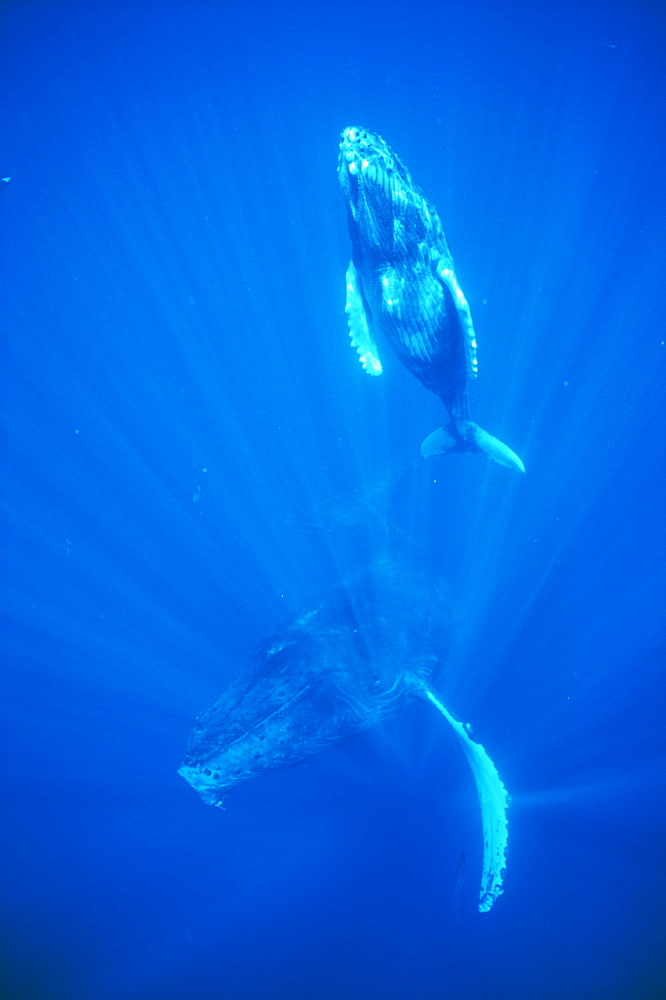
[420,421,525,474]
[466,422,526,474]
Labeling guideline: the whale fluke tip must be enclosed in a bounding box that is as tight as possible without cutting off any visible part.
[420,425,456,459]
[469,423,525,474]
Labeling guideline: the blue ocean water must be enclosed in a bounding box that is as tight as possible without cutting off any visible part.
[2,1,664,997]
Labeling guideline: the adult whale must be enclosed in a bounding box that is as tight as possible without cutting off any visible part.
[338,126,525,473]
[179,562,509,913]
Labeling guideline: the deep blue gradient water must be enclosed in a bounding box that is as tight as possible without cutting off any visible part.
[2,1,665,998]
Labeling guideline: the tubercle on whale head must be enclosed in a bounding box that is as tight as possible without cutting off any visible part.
[338,126,406,211]
[338,126,398,176]
[178,761,233,809]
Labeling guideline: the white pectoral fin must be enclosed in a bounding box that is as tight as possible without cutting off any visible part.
[421,685,509,913]
[437,260,478,379]
[345,262,383,375]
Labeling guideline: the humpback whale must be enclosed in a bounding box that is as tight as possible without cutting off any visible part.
[179,563,509,913]
[338,126,525,473]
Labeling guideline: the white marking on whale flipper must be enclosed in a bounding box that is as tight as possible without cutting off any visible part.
[437,260,478,379]
[419,684,509,913]
[345,261,383,375]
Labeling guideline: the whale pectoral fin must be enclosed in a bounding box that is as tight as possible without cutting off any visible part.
[465,422,526,474]
[436,259,478,379]
[345,262,383,375]
[419,685,510,914]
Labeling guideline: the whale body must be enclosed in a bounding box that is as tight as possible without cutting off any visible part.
[338,126,525,473]
[179,563,510,913]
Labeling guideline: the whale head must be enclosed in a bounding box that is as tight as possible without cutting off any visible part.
[338,126,433,261]
[179,564,450,808]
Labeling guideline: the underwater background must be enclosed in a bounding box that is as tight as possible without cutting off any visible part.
[2,1,664,998]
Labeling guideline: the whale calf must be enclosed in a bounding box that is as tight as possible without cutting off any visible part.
[338,126,525,473]
[179,563,509,913]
